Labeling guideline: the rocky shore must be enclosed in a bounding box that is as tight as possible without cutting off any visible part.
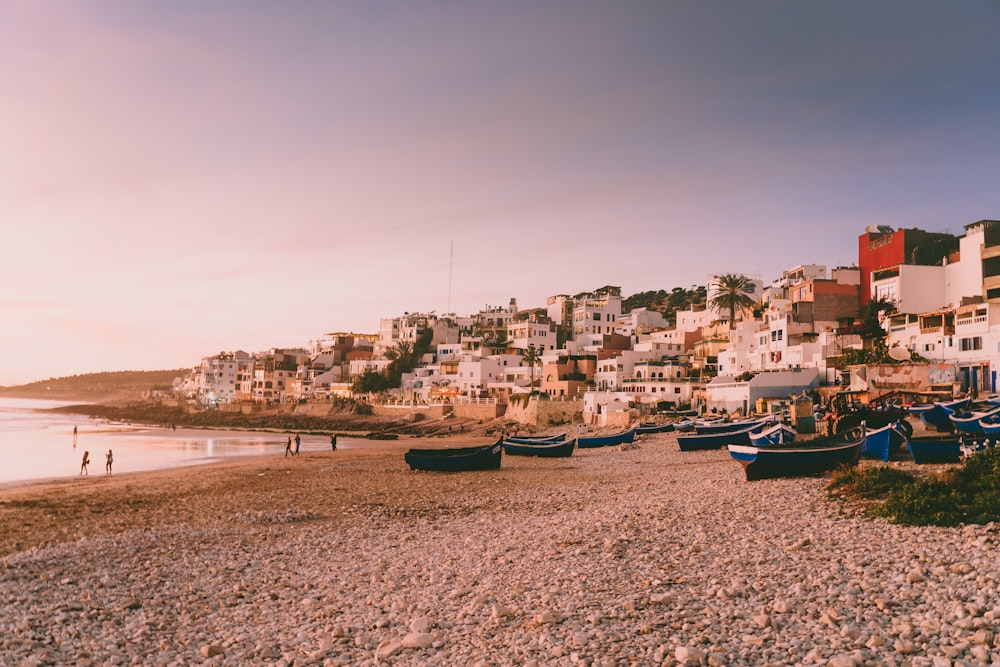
[2,432,999,666]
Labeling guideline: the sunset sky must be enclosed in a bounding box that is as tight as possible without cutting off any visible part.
[2,1,999,385]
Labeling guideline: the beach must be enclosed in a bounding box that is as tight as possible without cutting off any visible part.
[2,433,999,666]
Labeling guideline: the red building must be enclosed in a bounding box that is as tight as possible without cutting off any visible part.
[857,226,958,304]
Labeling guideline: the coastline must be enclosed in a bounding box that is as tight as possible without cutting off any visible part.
[3,433,998,665]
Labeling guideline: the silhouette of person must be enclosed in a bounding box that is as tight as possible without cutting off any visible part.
[285,437,292,457]
[80,450,90,475]
[331,434,337,451]
[294,434,301,456]
[73,425,78,448]
[105,449,113,475]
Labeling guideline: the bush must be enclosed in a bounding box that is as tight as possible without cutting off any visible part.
[831,448,1000,526]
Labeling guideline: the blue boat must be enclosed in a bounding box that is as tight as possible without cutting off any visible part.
[404,440,503,471]
[694,417,771,435]
[503,433,567,444]
[678,421,768,451]
[636,422,674,434]
[919,397,970,431]
[749,422,796,446]
[727,425,866,481]
[501,437,576,457]
[906,434,963,464]
[577,428,637,449]
[861,422,907,461]
[949,405,1000,435]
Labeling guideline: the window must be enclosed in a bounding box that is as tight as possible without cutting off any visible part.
[960,337,983,352]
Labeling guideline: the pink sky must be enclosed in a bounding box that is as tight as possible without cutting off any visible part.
[2,1,999,385]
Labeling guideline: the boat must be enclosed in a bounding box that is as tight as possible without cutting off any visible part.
[919,397,971,432]
[727,425,867,481]
[503,432,567,444]
[635,422,674,434]
[949,405,1000,435]
[749,422,796,446]
[678,421,768,451]
[501,437,576,457]
[978,415,1000,437]
[576,428,637,449]
[404,440,503,471]
[906,434,964,464]
[694,418,771,435]
[861,422,907,461]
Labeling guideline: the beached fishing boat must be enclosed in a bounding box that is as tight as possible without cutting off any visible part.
[949,405,1000,435]
[576,428,636,449]
[749,422,796,446]
[727,425,867,481]
[503,433,567,444]
[905,434,964,464]
[404,440,503,471]
[678,421,768,451]
[635,422,674,434]
[919,397,970,431]
[861,422,907,461]
[694,417,771,435]
[501,437,576,457]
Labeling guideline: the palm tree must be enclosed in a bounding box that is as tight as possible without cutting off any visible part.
[709,274,757,330]
[521,344,542,396]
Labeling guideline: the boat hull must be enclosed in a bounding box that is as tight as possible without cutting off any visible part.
[727,426,866,481]
[906,436,963,464]
[678,422,766,451]
[501,438,576,457]
[577,428,636,448]
[404,441,503,471]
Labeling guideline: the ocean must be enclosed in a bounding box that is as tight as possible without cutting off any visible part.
[0,397,352,487]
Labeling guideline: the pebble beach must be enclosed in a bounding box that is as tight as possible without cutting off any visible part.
[2,431,999,667]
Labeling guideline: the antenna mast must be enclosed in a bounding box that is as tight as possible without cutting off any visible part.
[447,239,454,315]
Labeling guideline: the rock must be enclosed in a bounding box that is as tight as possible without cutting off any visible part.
[675,646,706,665]
[409,616,433,633]
[374,640,403,661]
[200,645,223,658]
[401,632,433,649]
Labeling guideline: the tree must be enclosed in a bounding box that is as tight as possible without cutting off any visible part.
[709,274,757,330]
[521,344,542,395]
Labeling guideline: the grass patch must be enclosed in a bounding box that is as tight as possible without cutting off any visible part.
[827,448,1000,527]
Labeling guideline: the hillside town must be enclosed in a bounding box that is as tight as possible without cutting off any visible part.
[176,220,998,427]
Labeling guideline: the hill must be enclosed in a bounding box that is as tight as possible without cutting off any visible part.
[0,369,188,403]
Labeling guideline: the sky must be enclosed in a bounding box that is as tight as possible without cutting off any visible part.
[2,1,1000,385]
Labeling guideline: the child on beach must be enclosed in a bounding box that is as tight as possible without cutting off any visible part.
[80,450,90,475]
[105,449,113,475]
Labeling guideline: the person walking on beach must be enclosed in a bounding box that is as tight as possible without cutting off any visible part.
[80,450,90,475]
[330,433,337,451]
[73,425,77,448]
[105,449,113,475]
[294,434,301,456]
[285,437,292,457]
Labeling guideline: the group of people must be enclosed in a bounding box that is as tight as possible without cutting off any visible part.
[284,433,339,456]
[79,449,112,475]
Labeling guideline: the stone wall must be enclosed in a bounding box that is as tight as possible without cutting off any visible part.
[503,398,583,426]
[453,402,506,421]
[372,404,452,421]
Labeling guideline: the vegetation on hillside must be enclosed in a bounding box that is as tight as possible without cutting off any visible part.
[0,370,187,402]
[622,286,707,323]
[828,449,1000,526]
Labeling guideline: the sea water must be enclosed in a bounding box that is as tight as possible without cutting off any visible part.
[0,397,352,487]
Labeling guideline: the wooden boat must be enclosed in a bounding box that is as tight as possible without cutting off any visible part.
[678,421,768,451]
[404,440,503,471]
[919,397,970,431]
[949,405,1000,435]
[503,433,567,444]
[978,415,1000,437]
[576,428,637,449]
[906,434,963,464]
[635,422,674,434]
[501,437,576,457]
[694,418,770,435]
[727,425,866,481]
[861,422,907,461]
[749,422,796,446]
